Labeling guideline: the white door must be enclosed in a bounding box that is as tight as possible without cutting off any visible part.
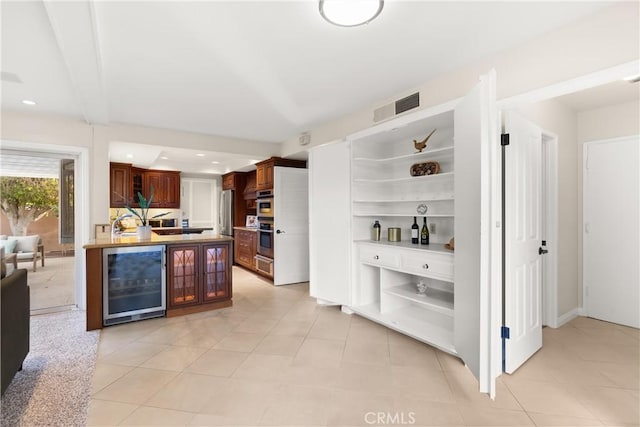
[454,71,501,396]
[503,111,543,374]
[584,137,640,328]
[274,167,309,286]
[308,141,351,304]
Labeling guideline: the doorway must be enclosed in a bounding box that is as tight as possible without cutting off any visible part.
[0,151,76,313]
[0,140,89,312]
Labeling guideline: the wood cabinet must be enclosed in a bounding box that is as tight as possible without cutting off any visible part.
[109,163,180,208]
[255,157,306,191]
[234,228,257,271]
[131,167,145,207]
[167,241,232,314]
[243,171,256,200]
[145,170,181,208]
[109,163,131,207]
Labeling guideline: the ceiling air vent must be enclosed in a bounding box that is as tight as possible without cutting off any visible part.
[396,92,420,115]
[373,92,420,123]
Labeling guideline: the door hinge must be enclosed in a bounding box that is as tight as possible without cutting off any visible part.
[501,326,510,339]
[501,133,510,146]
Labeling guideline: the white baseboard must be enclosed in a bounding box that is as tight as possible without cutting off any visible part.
[557,308,580,327]
[578,307,587,316]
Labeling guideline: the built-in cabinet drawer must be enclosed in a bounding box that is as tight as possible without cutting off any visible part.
[359,244,400,268]
[401,251,454,282]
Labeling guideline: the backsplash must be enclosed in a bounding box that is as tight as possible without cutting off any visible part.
[109,208,181,228]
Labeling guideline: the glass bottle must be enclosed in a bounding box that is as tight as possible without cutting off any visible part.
[411,217,419,244]
[421,217,430,245]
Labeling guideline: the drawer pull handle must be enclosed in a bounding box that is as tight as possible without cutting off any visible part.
[423,263,429,269]
[373,255,379,260]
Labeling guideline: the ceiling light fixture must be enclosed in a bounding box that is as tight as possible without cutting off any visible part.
[319,0,383,27]
[21,99,37,105]
[160,156,169,160]
[196,153,205,157]
[126,154,133,159]
[211,161,220,164]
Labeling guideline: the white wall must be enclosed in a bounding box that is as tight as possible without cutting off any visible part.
[281,2,639,157]
[576,100,640,307]
[514,100,578,317]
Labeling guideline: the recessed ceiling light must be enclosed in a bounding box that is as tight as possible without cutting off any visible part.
[211,161,220,164]
[126,154,133,159]
[196,153,205,157]
[21,99,37,105]
[160,156,168,160]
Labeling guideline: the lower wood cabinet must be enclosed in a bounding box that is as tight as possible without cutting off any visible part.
[167,241,232,315]
[234,228,257,271]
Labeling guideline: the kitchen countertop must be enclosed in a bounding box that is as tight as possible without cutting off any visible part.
[233,226,258,232]
[84,232,233,249]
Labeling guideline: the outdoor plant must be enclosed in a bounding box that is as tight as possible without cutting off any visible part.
[0,177,59,235]
[123,185,167,226]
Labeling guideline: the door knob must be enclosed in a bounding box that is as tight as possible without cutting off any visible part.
[539,247,548,255]
[276,229,285,234]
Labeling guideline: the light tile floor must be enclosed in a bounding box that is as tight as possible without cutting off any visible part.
[88,267,639,426]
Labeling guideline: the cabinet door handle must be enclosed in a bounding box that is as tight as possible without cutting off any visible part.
[373,255,379,260]
[423,263,429,269]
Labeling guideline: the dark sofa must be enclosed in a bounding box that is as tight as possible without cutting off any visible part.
[1,268,30,395]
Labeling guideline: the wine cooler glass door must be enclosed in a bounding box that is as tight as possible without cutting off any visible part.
[103,245,166,325]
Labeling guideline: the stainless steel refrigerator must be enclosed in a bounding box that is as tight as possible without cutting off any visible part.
[219,189,234,236]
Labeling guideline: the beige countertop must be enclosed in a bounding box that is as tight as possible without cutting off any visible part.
[84,233,233,249]
[233,227,258,232]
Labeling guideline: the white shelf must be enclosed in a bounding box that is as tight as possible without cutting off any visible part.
[353,213,454,218]
[384,283,454,316]
[355,240,453,255]
[354,172,454,184]
[353,145,454,163]
[353,197,454,203]
[350,303,455,354]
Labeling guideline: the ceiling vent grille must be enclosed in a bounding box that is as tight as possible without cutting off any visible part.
[373,92,420,123]
[396,92,420,115]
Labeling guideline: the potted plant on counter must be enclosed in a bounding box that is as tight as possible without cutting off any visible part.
[124,186,168,239]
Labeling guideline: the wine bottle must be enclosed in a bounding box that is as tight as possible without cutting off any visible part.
[411,216,419,244]
[421,217,430,245]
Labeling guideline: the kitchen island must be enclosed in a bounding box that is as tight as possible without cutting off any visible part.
[84,233,233,331]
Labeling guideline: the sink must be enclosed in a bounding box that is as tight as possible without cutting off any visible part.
[118,232,138,237]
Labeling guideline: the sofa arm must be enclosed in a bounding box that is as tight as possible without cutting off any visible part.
[1,269,30,395]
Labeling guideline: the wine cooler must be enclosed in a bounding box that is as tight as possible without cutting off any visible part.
[102,245,166,326]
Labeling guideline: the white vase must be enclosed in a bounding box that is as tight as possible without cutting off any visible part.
[136,225,153,240]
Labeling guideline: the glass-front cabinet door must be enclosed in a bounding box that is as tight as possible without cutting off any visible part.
[167,245,200,307]
[202,244,230,302]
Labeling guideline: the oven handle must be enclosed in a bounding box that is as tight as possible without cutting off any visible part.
[255,254,273,262]
[259,229,273,233]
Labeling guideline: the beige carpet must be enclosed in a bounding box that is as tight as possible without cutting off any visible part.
[1,310,100,426]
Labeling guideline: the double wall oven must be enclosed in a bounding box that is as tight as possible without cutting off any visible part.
[255,189,274,277]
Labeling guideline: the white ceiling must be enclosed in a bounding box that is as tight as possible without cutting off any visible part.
[0,1,629,174]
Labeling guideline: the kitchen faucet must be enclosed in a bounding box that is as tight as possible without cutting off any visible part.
[111,213,133,236]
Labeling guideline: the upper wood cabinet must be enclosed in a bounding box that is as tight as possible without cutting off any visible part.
[145,170,181,208]
[243,171,257,200]
[109,163,181,208]
[255,157,306,191]
[222,172,245,191]
[109,163,131,207]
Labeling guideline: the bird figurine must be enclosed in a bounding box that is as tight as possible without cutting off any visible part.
[413,129,437,153]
